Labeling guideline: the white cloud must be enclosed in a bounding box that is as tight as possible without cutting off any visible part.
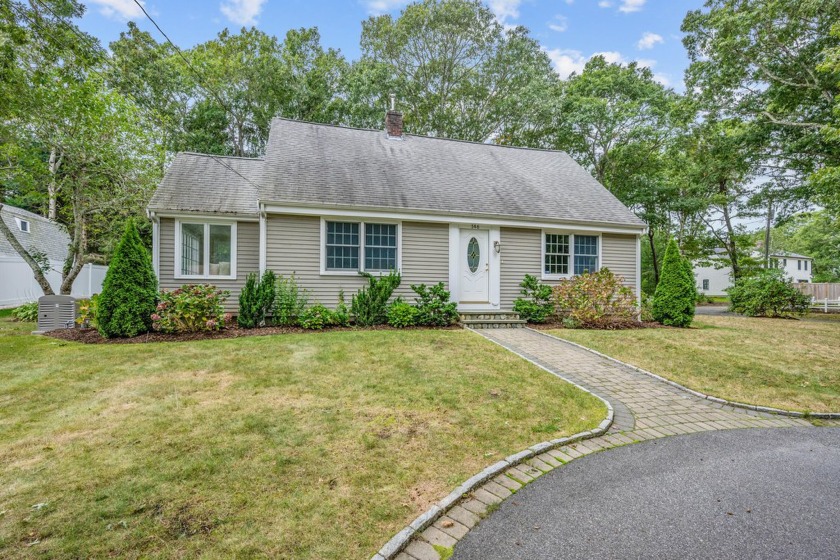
[544,48,663,80]
[548,15,568,33]
[488,0,523,25]
[220,0,267,25]
[652,73,671,87]
[87,0,145,20]
[364,0,409,14]
[618,0,646,13]
[598,0,613,7]
[637,32,663,50]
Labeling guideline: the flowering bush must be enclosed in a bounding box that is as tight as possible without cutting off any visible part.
[152,285,229,333]
[552,268,637,328]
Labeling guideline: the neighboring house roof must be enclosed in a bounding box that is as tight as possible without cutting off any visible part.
[0,204,70,262]
[147,152,263,216]
[770,251,811,260]
[149,118,645,229]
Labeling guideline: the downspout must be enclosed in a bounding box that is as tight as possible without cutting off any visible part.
[149,210,160,279]
[259,204,267,275]
[636,232,643,321]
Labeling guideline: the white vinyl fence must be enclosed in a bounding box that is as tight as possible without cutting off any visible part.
[0,256,107,308]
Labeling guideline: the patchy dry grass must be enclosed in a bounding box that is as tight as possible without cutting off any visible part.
[0,318,604,559]
[550,315,840,413]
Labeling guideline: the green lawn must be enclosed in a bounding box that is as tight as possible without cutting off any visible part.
[550,315,840,413]
[0,318,604,559]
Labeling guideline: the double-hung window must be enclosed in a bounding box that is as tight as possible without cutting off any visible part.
[324,220,398,273]
[176,221,236,279]
[543,232,599,279]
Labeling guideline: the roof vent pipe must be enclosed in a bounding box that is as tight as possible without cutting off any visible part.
[385,93,403,139]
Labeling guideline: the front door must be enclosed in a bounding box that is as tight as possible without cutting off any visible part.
[459,229,490,303]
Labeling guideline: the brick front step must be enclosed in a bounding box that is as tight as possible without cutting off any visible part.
[459,310,526,329]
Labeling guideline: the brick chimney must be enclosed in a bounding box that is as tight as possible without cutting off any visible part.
[385,93,403,139]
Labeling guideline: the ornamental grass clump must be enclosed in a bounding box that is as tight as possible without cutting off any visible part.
[97,220,158,338]
[552,268,636,328]
[151,284,230,333]
[652,239,695,327]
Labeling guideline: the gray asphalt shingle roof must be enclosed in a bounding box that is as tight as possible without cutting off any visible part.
[147,152,262,216]
[0,204,70,262]
[149,118,645,229]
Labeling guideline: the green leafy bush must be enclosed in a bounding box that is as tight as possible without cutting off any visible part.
[11,302,38,322]
[640,292,654,322]
[238,270,277,328]
[552,268,637,328]
[97,220,158,338]
[299,304,337,330]
[351,271,401,326]
[152,285,229,333]
[76,295,99,328]
[512,274,554,323]
[333,291,350,327]
[652,239,695,327]
[727,270,810,317]
[274,274,309,326]
[411,282,458,326]
[387,299,419,327]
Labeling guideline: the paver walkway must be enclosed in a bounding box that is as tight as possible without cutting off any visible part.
[390,328,811,560]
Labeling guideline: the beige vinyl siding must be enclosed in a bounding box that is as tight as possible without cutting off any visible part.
[265,214,448,307]
[499,227,638,309]
[158,217,258,312]
[601,233,637,288]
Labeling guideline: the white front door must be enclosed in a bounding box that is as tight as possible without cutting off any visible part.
[459,229,490,303]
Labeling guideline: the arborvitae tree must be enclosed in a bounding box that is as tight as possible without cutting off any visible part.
[238,270,276,328]
[97,220,158,337]
[652,239,696,327]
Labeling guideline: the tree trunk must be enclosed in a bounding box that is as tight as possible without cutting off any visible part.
[763,199,773,267]
[59,183,87,294]
[720,181,740,279]
[0,204,55,295]
[47,148,62,221]
[647,228,660,286]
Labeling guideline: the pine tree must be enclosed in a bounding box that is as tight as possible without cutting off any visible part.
[652,239,696,327]
[97,220,158,337]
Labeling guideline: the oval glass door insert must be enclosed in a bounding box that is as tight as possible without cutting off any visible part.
[467,237,480,273]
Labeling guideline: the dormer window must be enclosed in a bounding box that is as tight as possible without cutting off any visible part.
[15,218,30,233]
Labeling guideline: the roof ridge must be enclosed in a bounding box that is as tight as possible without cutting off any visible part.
[269,116,571,155]
[177,151,264,161]
[0,203,58,223]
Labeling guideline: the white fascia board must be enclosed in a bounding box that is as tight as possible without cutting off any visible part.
[262,203,645,235]
[151,210,259,222]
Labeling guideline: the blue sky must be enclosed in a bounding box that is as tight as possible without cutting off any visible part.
[76,0,701,90]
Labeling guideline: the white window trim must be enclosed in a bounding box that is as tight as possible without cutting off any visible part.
[174,219,238,280]
[319,217,402,276]
[15,217,30,233]
[540,230,602,281]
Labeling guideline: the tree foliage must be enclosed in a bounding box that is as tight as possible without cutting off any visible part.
[652,239,696,327]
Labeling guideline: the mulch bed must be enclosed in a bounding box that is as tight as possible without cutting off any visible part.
[45,323,462,344]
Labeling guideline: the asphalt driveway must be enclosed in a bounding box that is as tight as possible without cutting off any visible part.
[453,428,840,560]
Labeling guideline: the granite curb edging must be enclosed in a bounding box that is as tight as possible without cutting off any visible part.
[369,329,616,560]
[528,327,840,420]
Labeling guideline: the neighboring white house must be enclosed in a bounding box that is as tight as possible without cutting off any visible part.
[693,248,814,296]
[0,204,107,307]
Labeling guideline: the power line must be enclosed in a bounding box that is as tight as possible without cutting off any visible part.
[19,0,265,193]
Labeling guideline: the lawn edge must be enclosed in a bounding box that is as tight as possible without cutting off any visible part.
[534,327,840,420]
[371,328,615,560]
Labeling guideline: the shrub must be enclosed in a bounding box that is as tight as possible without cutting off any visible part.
[274,274,309,326]
[333,291,350,327]
[411,282,458,326]
[727,270,810,317]
[299,304,337,330]
[351,271,401,326]
[652,239,696,327]
[552,268,637,328]
[152,284,229,333]
[238,270,277,328]
[640,292,654,322]
[11,302,38,322]
[512,274,554,323]
[387,299,419,327]
[98,220,158,338]
[76,295,99,329]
